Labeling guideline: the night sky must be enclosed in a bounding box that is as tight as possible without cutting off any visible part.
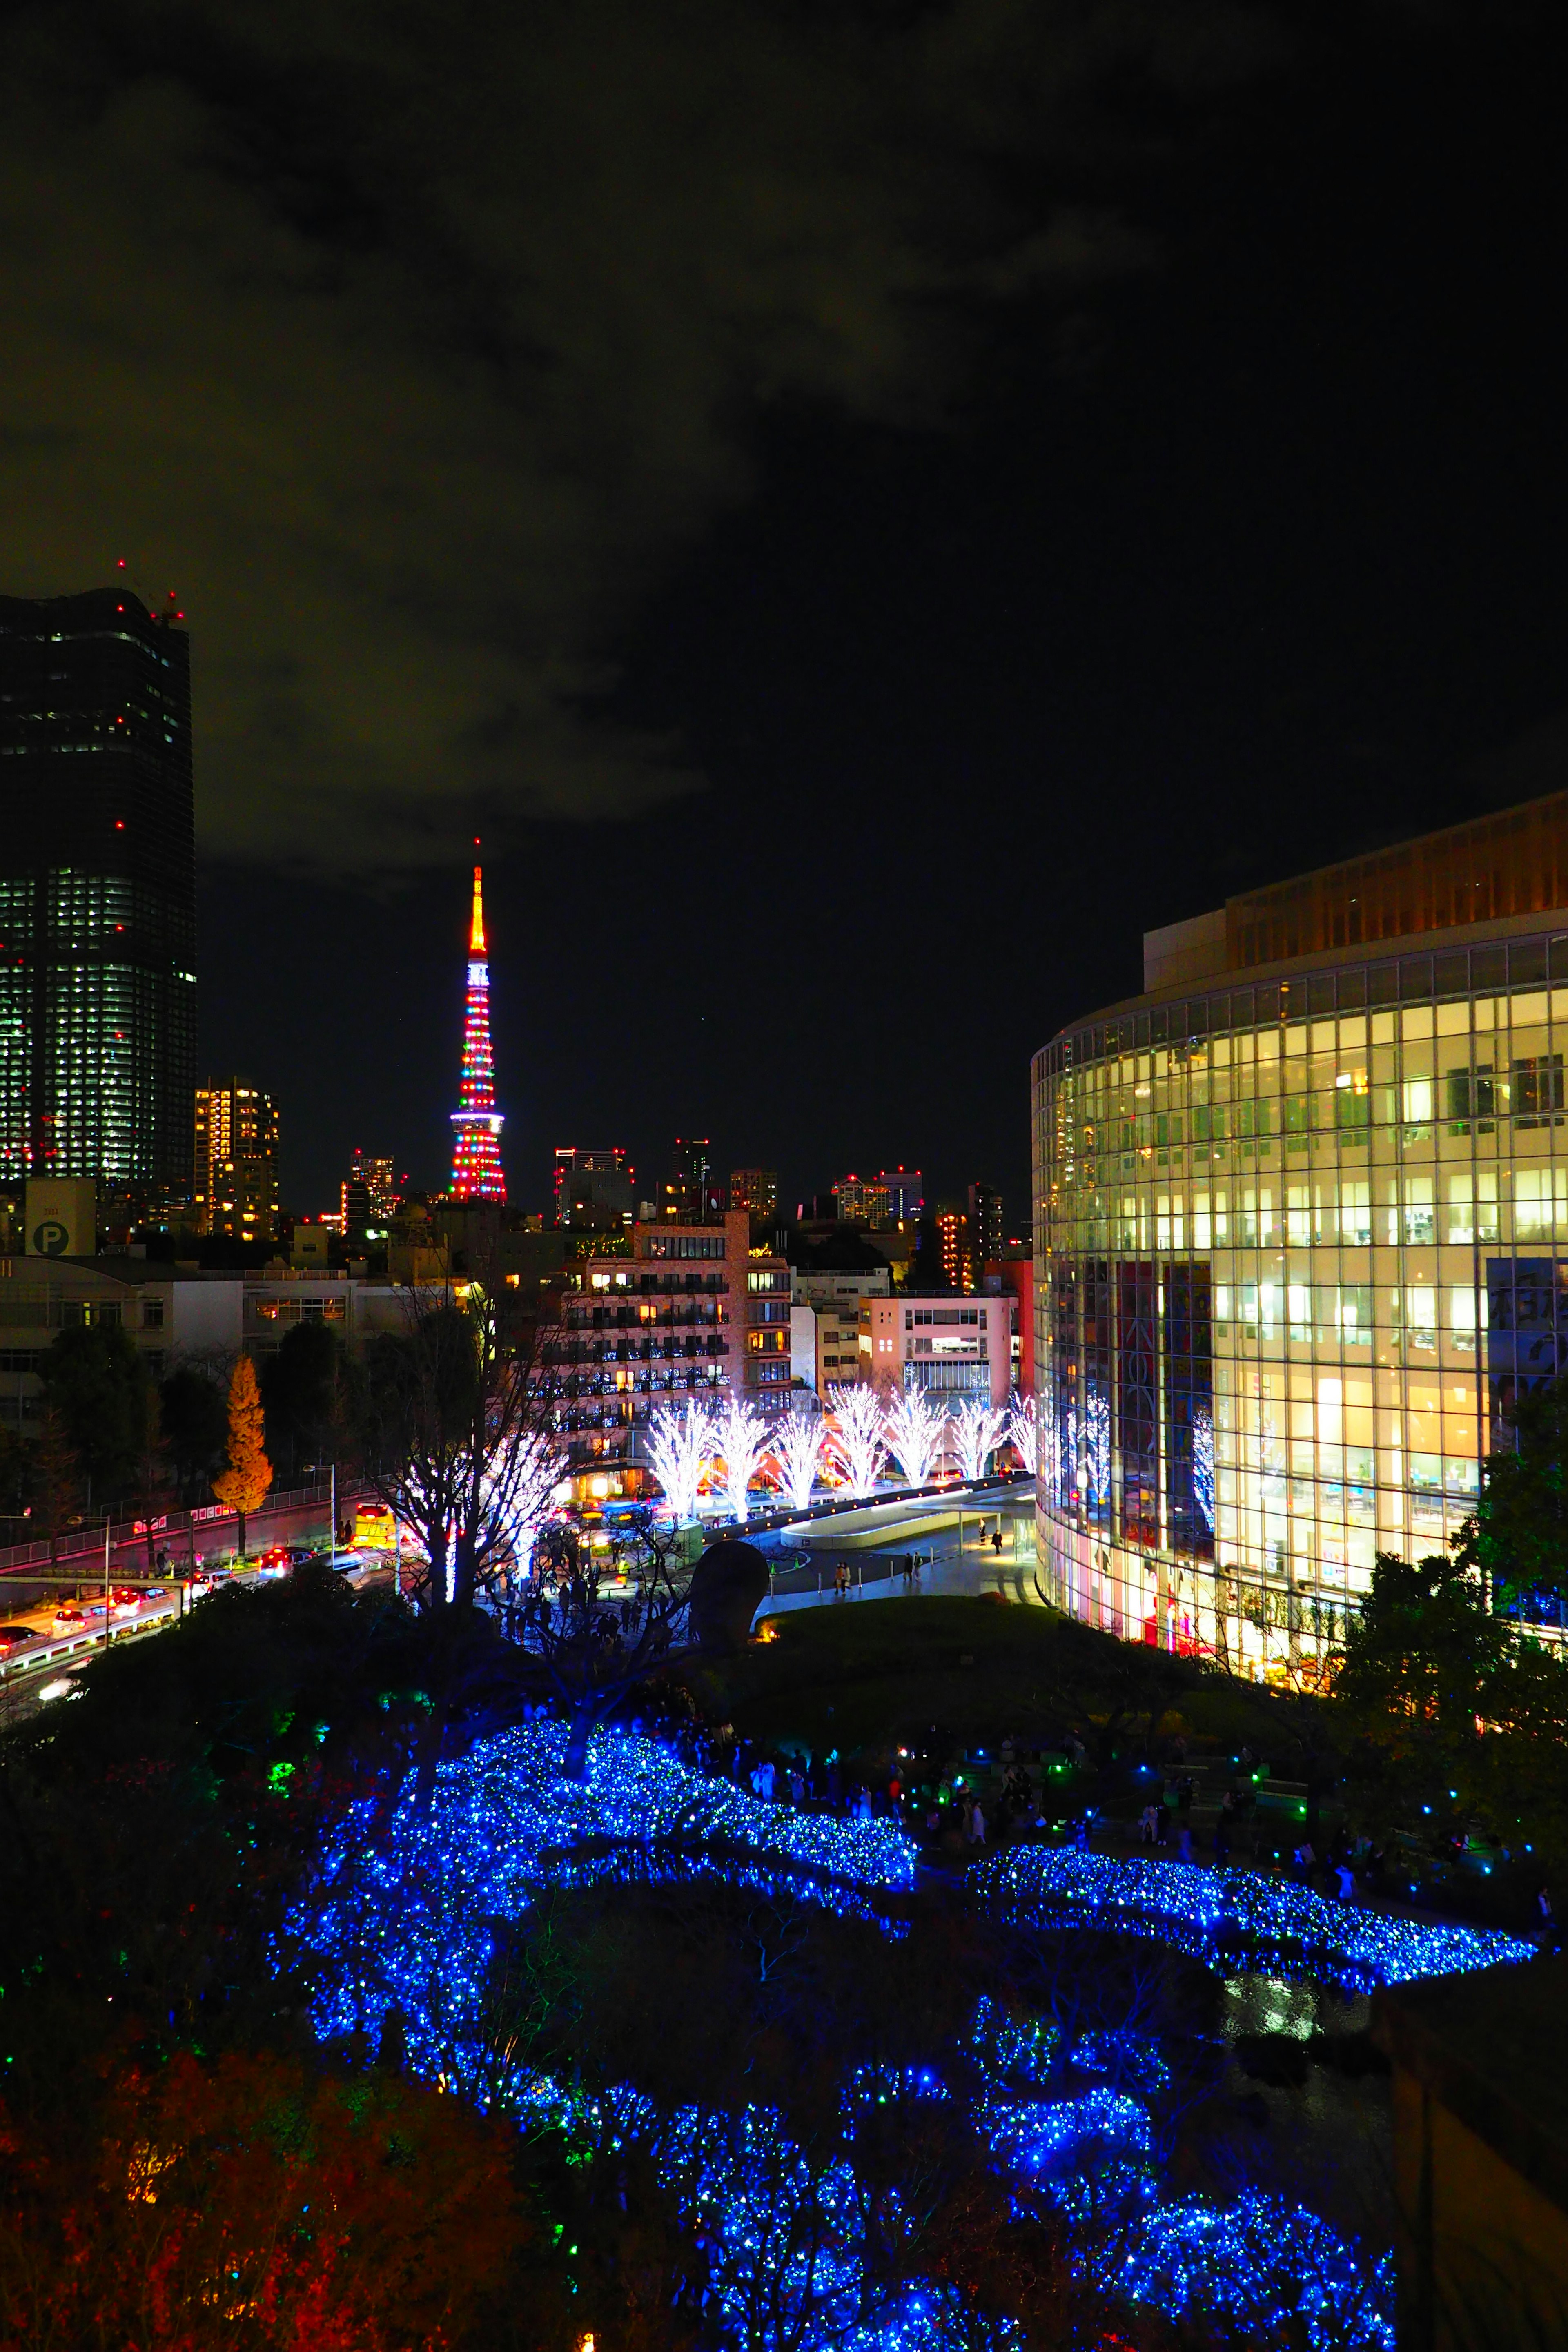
[4,2,1567,1219]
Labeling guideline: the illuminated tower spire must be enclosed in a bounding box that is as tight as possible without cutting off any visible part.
[449,850,506,1200]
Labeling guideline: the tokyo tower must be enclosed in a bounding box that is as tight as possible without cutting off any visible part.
[448,859,506,1200]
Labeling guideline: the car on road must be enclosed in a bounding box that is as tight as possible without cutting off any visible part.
[53,1602,86,1627]
[0,1624,38,1651]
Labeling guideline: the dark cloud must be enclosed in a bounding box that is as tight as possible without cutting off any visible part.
[0,0,1281,871]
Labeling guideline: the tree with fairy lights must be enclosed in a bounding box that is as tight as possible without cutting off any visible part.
[826,1381,886,1497]
[951,1397,1005,1485]
[355,1281,559,1617]
[645,1400,714,1524]
[712,1396,771,1524]
[882,1386,946,1487]
[518,1509,703,1777]
[1004,1389,1038,1475]
[770,1403,828,1511]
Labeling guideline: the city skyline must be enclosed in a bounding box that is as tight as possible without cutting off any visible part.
[0,10,1555,1221]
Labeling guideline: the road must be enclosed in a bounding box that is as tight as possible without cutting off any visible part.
[0,1547,400,1724]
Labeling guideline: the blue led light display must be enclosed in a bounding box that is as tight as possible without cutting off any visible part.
[973,1847,1535,1990]
[1105,2191,1396,2352]
[284,1721,1431,2348]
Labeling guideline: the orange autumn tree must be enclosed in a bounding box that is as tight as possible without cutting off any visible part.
[212,1354,273,1552]
[0,2050,538,2350]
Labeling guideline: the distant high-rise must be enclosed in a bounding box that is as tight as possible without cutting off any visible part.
[554,1146,633,1229]
[662,1136,719,1221]
[351,1151,398,1220]
[194,1080,279,1241]
[937,1207,974,1294]
[728,1166,778,1221]
[877,1167,924,1224]
[0,586,196,1188]
[449,863,506,1200]
[968,1181,1004,1265]
[833,1172,891,1227]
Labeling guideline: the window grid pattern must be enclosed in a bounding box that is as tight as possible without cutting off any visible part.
[1035,942,1568,1669]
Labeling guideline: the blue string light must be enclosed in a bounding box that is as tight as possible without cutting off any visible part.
[1104,2192,1396,2352]
[284,1722,1407,2348]
[973,1847,1534,1991]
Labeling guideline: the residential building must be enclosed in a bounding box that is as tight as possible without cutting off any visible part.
[193,1081,279,1242]
[789,1301,818,1389]
[549,1209,790,1472]
[936,1208,974,1294]
[984,1250,1035,1393]
[969,1182,1004,1265]
[0,1255,414,1432]
[353,1152,397,1219]
[832,1172,891,1226]
[728,1166,778,1221]
[554,1146,635,1229]
[1035,783,1568,1672]
[859,1290,1012,1405]
[0,586,196,1188]
[814,1298,866,1390]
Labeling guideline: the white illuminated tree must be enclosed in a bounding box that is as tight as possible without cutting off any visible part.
[713,1396,771,1524]
[882,1387,946,1488]
[486,1423,563,1583]
[826,1382,886,1497]
[951,1397,1006,1484]
[1004,1389,1038,1476]
[645,1400,714,1524]
[770,1405,828,1511]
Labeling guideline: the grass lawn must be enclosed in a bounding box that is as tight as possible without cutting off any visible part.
[675,1594,1318,1772]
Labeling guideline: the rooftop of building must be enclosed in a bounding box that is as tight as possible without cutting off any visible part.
[1040,784,1568,1055]
[1143,785,1568,996]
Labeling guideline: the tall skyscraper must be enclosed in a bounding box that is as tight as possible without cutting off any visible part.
[193,1080,279,1240]
[0,586,196,1188]
[449,862,506,1200]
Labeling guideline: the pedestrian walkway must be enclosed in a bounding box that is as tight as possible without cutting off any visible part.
[755,1504,1038,1621]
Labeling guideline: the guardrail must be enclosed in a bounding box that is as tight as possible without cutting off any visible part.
[703,1469,1033,1544]
[0,1480,367,1580]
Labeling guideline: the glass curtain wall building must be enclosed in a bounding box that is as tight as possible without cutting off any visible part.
[1033,789,1568,1677]
[0,588,196,1189]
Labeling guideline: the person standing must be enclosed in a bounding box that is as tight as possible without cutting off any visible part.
[1214,1790,1236,1868]
[1537,1884,1557,1951]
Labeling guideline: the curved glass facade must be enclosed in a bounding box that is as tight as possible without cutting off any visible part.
[1033,918,1568,1677]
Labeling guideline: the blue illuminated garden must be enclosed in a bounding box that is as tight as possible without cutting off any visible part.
[287,1713,1528,2352]
[0,1553,1559,2348]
